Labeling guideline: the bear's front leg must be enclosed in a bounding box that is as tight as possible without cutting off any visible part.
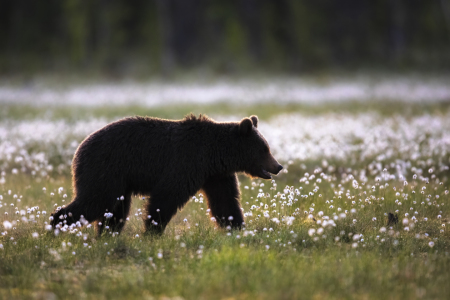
[202,173,244,229]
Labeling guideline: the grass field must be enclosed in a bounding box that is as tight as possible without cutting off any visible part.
[1,77,450,299]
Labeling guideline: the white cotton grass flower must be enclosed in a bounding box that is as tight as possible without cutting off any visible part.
[2,221,12,230]
[31,232,39,238]
[284,216,295,226]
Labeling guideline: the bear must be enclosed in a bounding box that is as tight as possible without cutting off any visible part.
[50,114,283,235]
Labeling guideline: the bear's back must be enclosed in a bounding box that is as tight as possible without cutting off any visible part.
[72,116,214,185]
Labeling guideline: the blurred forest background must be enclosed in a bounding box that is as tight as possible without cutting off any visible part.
[0,0,450,77]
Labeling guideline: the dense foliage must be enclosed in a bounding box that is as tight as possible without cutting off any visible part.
[1,0,449,75]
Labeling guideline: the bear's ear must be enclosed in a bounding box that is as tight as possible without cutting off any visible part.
[239,118,253,136]
[250,115,258,128]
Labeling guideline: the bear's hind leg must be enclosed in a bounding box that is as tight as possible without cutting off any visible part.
[106,192,132,233]
[94,192,131,236]
[202,173,244,229]
[51,197,99,228]
[144,191,187,234]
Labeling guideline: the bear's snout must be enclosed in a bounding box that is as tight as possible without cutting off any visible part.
[265,161,283,176]
[270,163,283,175]
[276,164,283,174]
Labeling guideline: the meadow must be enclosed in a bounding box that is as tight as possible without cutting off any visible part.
[1,75,450,299]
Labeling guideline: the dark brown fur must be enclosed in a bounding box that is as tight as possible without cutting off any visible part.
[50,114,282,235]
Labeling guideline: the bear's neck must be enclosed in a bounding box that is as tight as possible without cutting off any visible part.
[203,122,242,176]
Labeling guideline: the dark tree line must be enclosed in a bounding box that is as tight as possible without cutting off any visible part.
[0,0,449,75]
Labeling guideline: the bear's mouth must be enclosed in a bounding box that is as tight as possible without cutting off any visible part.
[259,168,272,179]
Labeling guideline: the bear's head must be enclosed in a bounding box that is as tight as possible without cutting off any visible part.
[238,115,283,179]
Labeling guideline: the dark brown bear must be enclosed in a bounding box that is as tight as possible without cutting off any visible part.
[51,114,283,235]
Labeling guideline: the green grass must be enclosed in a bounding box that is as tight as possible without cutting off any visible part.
[1,166,450,299]
[1,101,450,299]
[2,101,450,123]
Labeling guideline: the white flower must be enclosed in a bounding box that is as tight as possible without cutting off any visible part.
[31,232,39,238]
[2,221,12,230]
